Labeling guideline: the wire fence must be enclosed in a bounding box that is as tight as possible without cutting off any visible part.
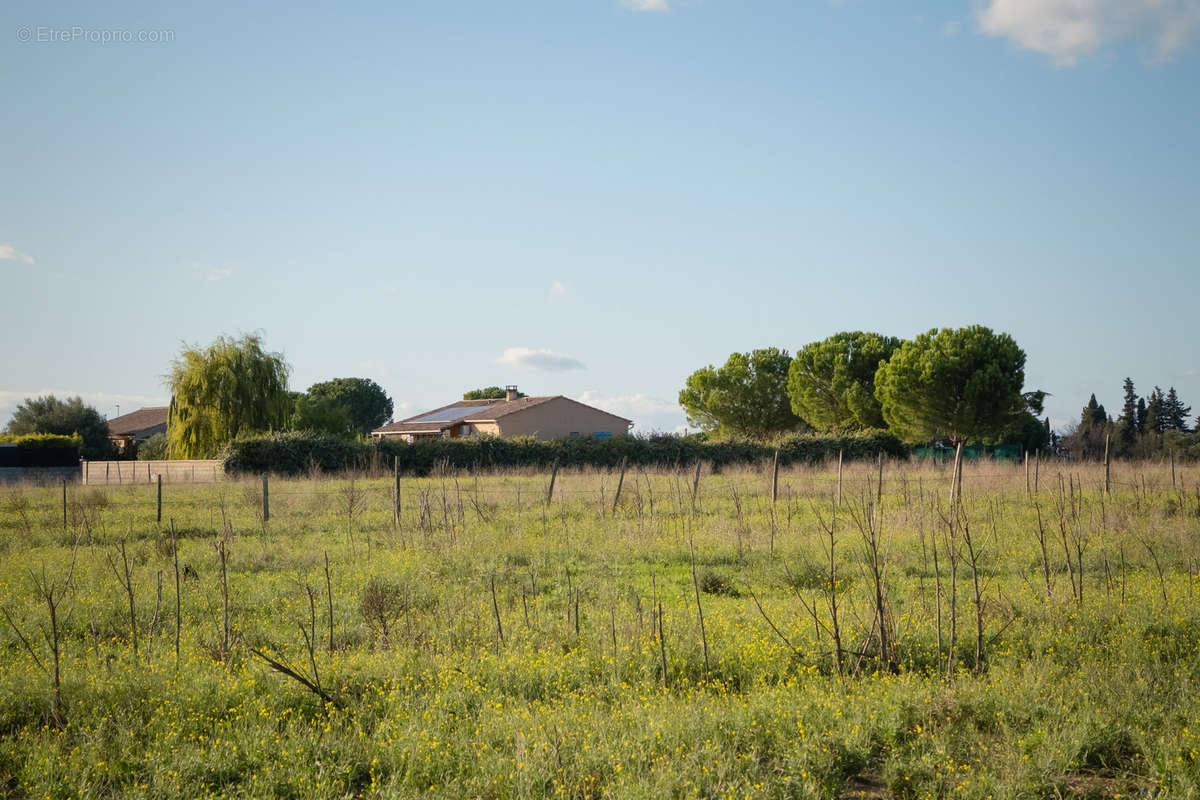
[2,460,1194,524]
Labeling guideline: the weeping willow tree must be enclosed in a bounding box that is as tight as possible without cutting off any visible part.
[166,334,292,459]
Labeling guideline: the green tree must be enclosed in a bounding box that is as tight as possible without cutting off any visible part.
[873,326,1027,445]
[290,393,354,437]
[1144,387,1164,435]
[4,395,115,460]
[787,331,902,431]
[1162,387,1192,432]
[1115,378,1140,453]
[167,334,292,459]
[463,387,525,400]
[306,378,394,435]
[679,348,805,441]
[1079,394,1108,431]
[135,432,169,461]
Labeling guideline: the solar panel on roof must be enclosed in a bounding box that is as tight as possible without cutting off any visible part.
[407,404,497,424]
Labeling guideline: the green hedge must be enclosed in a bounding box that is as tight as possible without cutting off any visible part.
[222,430,908,476]
[0,433,82,468]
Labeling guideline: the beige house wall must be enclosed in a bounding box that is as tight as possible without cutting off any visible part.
[492,397,629,440]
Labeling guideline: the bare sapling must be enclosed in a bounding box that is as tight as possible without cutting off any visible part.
[106,539,139,659]
[1034,503,1053,600]
[1,543,81,727]
[959,507,987,672]
[811,496,845,673]
[847,490,892,672]
[249,582,341,710]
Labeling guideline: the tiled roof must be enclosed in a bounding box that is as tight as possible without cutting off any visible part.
[106,406,169,435]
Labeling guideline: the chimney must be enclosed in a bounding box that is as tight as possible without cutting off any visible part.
[505,385,519,401]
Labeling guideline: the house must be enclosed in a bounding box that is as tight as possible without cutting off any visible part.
[106,406,169,453]
[371,386,631,442]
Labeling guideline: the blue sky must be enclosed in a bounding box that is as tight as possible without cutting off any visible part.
[3,0,1198,433]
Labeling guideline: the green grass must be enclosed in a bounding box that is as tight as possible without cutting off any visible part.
[1,460,1199,798]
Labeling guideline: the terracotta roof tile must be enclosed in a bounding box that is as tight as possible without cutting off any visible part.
[106,407,169,435]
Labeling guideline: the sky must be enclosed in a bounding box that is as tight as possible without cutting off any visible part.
[3,0,1198,434]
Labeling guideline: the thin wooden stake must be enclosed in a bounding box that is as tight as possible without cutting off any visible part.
[171,519,181,668]
[612,456,628,516]
[837,449,844,505]
[156,473,163,524]
[546,459,559,504]
[771,449,780,504]
[490,574,504,648]
[689,534,710,684]
[1103,432,1111,495]
[261,474,270,523]
[61,479,67,531]
[393,456,401,527]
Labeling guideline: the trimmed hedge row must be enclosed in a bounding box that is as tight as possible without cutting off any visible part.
[0,433,82,468]
[222,430,909,476]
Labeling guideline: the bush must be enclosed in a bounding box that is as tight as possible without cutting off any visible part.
[222,430,911,476]
[136,433,169,461]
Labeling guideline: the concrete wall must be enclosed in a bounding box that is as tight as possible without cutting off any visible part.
[494,397,630,440]
[81,460,224,485]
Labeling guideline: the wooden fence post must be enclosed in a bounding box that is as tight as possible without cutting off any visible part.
[262,474,270,523]
[62,479,67,531]
[611,456,628,516]
[156,473,163,524]
[837,449,844,506]
[546,460,560,505]
[1025,450,1030,499]
[771,450,780,504]
[1034,448,1040,494]
[393,456,401,527]
[1103,433,1111,496]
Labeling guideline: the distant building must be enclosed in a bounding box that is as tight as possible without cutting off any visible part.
[107,406,169,454]
[372,386,631,442]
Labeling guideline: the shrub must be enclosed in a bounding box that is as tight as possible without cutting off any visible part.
[222,431,911,476]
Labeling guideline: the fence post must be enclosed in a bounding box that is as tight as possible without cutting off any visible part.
[546,460,560,505]
[262,474,270,523]
[1034,448,1040,494]
[1103,433,1111,496]
[771,450,780,504]
[837,449,844,506]
[612,456,628,516]
[393,456,401,527]
[83,460,88,486]
[156,473,163,524]
[62,479,67,531]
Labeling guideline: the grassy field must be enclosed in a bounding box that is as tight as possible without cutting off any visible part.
[1,459,1199,799]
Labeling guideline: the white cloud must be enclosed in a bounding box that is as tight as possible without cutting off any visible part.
[0,389,169,428]
[493,347,585,371]
[549,281,570,304]
[206,267,234,281]
[942,20,961,37]
[0,244,35,264]
[621,0,669,11]
[977,0,1200,65]
[577,390,686,434]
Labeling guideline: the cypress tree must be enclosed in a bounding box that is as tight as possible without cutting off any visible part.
[1118,378,1139,447]
[1136,398,1147,435]
[1144,388,1164,435]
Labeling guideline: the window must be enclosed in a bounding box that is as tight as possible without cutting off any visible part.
[594,432,611,440]
[460,424,471,435]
